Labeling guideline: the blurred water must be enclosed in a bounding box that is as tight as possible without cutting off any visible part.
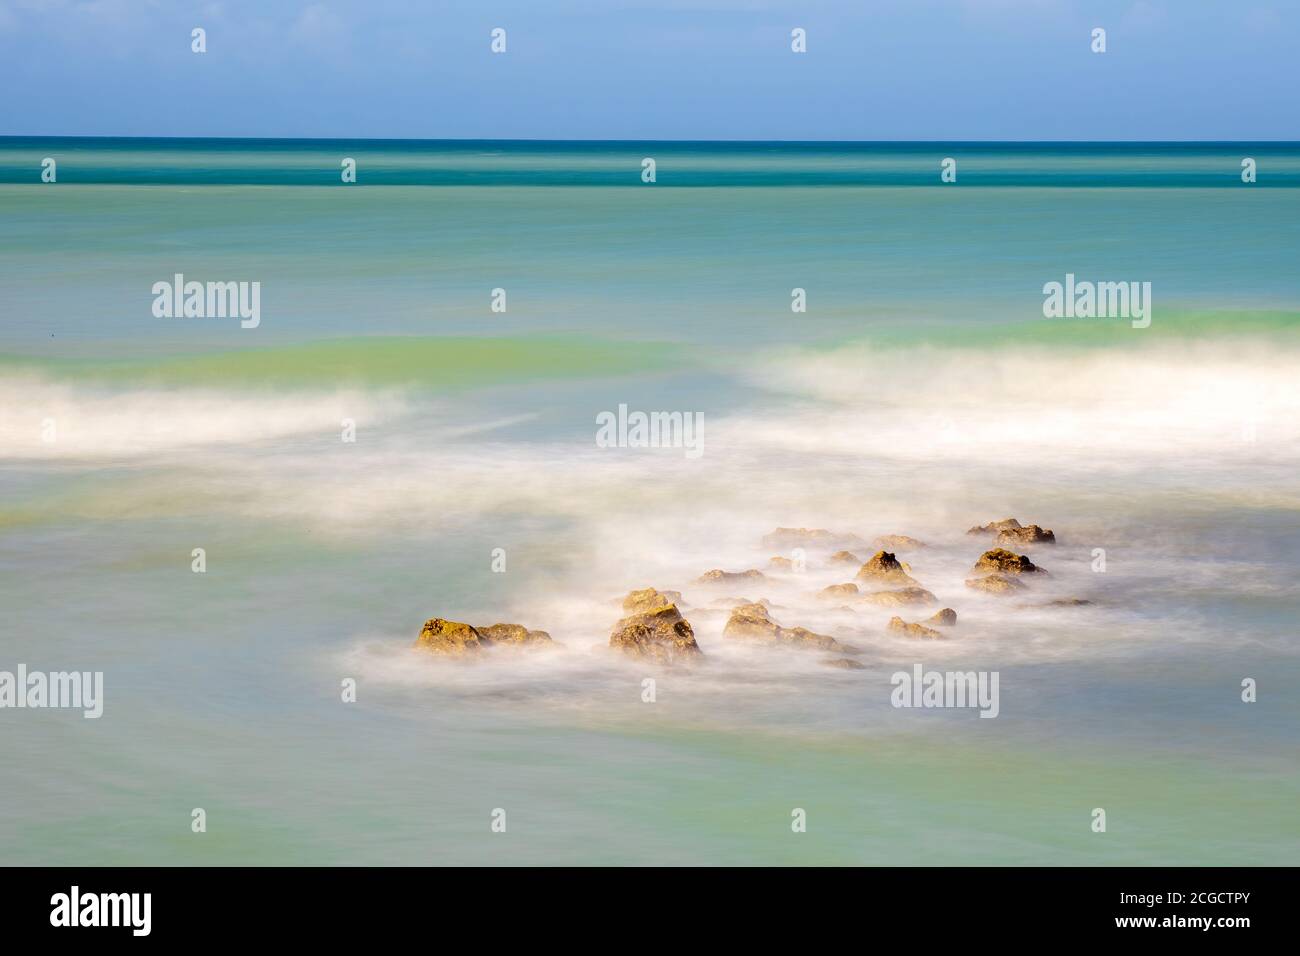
[0,140,1297,864]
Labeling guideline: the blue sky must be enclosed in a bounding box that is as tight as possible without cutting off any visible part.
[0,0,1295,140]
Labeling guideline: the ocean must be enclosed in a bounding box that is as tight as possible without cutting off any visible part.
[1,139,1297,864]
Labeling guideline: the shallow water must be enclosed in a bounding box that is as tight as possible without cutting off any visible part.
[1,140,1298,864]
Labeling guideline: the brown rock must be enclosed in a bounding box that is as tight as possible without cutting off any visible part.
[887,616,944,639]
[621,588,683,615]
[973,548,1043,575]
[768,556,795,571]
[823,658,866,670]
[965,573,1025,594]
[829,550,862,565]
[414,618,488,656]
[818,583,860,600]
[861,587,938,607]
[927,608,957,626]
[696,568,768,586]
[609,603,702,665]
[967,518,1022,535]
[855,551,920,587]
[723,602,850,652]
[475,623,554,645]
[873,534,927,551]
[996,524,1056,547]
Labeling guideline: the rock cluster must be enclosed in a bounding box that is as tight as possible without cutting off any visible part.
[414,518,1083,668]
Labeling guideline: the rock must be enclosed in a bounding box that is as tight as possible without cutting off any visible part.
[996,524,1056,547]
[609,603,702,665]
[475,623,554,645]
[710,596,770,608]
[696,568,768,586]
[967,518,1022,535]
[768,556,794,571]
[829,550,861,565]
[723,602,850,652]
[861,587,938,607]
[414,618,488,656]
[823,658,866,670]
[622,588,683,614]
[818,583,860,600]
[965,573,1025,594]
[760,527,864,551]
[1032,598,1093,607]
[973,548,1043,575]
[854,551,920,587]
[873,534,926,550]
[887,616,944,639]
[926,608,957,626]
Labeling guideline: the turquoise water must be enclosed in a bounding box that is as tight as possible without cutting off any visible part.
[1,139,1298,864]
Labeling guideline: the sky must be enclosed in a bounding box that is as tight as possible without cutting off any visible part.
[0,0,1296,140]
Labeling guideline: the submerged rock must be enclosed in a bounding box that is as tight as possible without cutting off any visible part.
[723,602,854,652]
[861,586,938,607]
[476,623,554,645]
[818,583,860,600]
[609,602,702,665]
[760,527,864,551]
[696,568,768,586]
[415,618,557,656]
[828,550,861,566]
[709,595,770,609]
[622,588,683,615]
[823,657,866,670]
[996,524,1056,547]
[965,573,1025,594]
[926,608,958,626]
[967,518,1022,535]
[973,548,1043,575]
[414,618,488,656]
[887,616,944,640]
[873,534,927,551]
[854,551,920,587]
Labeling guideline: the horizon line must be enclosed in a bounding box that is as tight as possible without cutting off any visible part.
[3,135,1299,146]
